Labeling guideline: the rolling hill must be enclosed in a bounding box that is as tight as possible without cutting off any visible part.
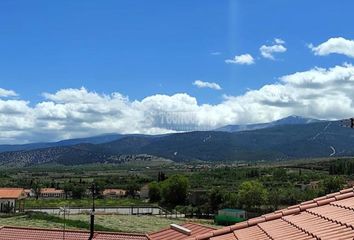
[97,120,354,162]
[1,119,354,167]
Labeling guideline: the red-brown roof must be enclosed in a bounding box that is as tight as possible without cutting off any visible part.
[187,187,354,240]
[40,188,64,194]
[103,189,126,195]
[0,188,26,199]
[147,223,216,240]
[0,226,147,240]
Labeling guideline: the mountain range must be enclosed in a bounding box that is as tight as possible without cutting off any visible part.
[215,115,321,132]
[1,116,353,167]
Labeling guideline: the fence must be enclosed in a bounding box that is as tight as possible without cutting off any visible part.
[26,205,168,215]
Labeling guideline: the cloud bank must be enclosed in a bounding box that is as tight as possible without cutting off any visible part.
[1,63,354,144]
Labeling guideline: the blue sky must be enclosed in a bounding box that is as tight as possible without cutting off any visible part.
[1,0,354,143]
[0,0,352,104]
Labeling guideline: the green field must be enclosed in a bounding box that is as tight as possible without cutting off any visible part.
[0,212,215,233]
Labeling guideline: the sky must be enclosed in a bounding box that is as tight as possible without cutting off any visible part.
[1,0,354,143]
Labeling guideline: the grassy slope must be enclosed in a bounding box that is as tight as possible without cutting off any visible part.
[0,213,214,233]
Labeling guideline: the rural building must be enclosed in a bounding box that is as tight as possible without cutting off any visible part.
[0,188,26,213]
[186,187,354,240]
[40,188,65,199]
[295,180,320,191]
[103,189,126,198]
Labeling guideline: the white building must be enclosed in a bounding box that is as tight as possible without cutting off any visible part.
[39,188,65,199]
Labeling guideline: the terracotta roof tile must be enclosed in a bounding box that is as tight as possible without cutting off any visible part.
[147,223,216,240]
[186,187,354,240]
[0,226,147,240]
[234,225,270,240]
[259,219,316,240]
[209,233,235,240]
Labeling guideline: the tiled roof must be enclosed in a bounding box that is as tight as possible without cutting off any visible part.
[40,188,64,194]
[103,189,126,195]
[0,226,147,240]
[187,187,354,240]
[0,188,26,199]
[147,223,216,240]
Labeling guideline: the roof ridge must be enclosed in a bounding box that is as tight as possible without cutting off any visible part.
[187,187,354,240]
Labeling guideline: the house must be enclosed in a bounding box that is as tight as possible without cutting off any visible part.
[147,223,216,240]
[40,188,65,199]
[307,180,320,190]
[102,189,126,198]
[0,188,26,213]
[0,226,147,240]
[295,180,320,191]
[185,187,354,240]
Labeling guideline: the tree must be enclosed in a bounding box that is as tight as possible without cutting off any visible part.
[223,192,239,209]
[71,184,87,199]
[32,180,42,200]
[160,175,189,207]
[93,179,106,198]
[63,182,73,200]
[238,180,268,210]
[157,172,166,182]
[208,188,224,213]
[268,189,280,210]
[273,168,287,181]
[148,181,161,202]
[126,182,140,198]
[322,176,345,194]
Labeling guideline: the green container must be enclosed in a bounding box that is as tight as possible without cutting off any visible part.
[214,214,246,226]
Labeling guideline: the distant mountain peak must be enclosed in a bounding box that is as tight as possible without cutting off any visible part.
[215,115,321,133]
[275,115,319,124]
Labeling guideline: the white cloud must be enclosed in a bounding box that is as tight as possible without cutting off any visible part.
[211,52,221,55]
[193,80,222,90]
[0,88,17,98]
[274,38,285,44]
[260,38,287,60]
[2,63,354,143]
[225,54,255,65]
[309,37,354,58]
